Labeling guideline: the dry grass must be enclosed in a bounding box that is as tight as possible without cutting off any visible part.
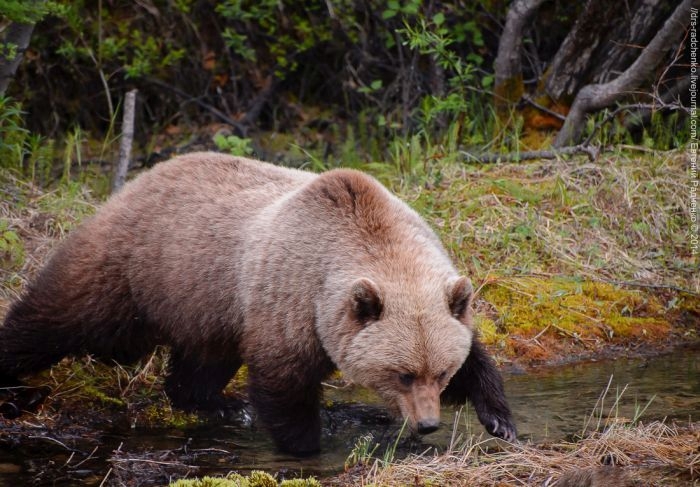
[404,150,699,363]
[0,170,97,308]
[332,420,699,486]
[409,150,695,291]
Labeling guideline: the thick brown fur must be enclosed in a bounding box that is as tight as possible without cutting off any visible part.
[0,153,515,454]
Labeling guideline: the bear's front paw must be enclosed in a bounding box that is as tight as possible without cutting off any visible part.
[483,415,517,442]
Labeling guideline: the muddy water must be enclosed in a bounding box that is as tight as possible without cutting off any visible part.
[0,347,698,485]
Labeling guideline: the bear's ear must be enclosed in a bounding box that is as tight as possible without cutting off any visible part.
[448,276,473,322]
[350,278,383,325]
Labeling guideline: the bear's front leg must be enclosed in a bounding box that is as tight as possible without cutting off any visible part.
[247,364,325,456]
[165,348,242,411]
[442,336,517,442]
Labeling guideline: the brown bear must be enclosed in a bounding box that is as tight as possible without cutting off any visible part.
[0,152,515,454]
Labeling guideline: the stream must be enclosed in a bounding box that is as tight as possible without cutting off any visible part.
[0,347,698,485]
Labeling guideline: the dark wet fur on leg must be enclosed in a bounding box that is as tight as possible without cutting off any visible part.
[247,355,334,456]
[165,349,242,412]
[442,336,517,442]
[0,246,155,386]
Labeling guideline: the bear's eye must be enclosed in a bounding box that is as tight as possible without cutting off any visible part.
[437,371,448,382]
[399,373,415,387]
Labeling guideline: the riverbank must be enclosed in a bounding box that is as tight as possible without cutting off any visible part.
[2,150,698,369]
[1,150,698,486]
[331,419,700,486]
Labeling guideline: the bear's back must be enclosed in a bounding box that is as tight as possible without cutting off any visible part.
[63,153,316,348]
[283,167,450,270]
[237,167,455,325]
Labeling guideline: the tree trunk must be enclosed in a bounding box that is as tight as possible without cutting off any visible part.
[594,0,674,85]
[0,22,35,96]
[554,0,695,147]
[113,90,137,193]
[542,0,628,102]
[542,0,674,103]
[493,0,548,116]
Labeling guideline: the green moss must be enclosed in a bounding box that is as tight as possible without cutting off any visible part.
[81,385,126,408]
[474,315,505,346]
[44,359,128,409]
[494,76,524,116]
[479,277,669,344]
[169,471,321,487]
[229,365,249,390]
[141,404,200,428]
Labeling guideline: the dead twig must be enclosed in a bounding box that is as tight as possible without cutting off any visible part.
[146,78,247,136]
[460,144,600,164]
[523,95,567,121]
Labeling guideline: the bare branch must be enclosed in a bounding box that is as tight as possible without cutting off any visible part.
[147,78,247,136]
[554,0,695,147]
[461,144,599,164]
[523,95,567,121]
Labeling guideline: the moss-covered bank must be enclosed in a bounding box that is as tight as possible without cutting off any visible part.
[1,150,698,485]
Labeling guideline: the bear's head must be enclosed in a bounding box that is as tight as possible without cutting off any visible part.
[336,275,474,435]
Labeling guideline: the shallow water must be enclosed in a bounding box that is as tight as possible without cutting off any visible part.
[0,347,698,485]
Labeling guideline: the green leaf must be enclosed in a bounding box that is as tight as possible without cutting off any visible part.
[382,9,397,19]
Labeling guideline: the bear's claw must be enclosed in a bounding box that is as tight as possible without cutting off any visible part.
[484,416,517,442]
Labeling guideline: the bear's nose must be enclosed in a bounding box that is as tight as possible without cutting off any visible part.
[416,418,440,435]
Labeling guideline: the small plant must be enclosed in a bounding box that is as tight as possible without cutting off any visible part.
[0,96,61,183]
[581,375,657,438]
[0,219,25,271]
[345,433,380,469]
[382,417,409,465]
[0,96,29,170]
[214,133,254,157]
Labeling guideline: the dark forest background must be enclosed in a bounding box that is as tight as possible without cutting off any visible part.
[0,0,693,179]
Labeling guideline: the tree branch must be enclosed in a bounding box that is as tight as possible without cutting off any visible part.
[147,78,247,136]
[554,0,695,147]
[460,144,599,164]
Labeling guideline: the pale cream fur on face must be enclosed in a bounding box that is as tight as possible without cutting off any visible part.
[339,277,473,430]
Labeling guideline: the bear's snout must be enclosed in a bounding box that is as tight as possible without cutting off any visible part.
[416,417,440,434]
[397,381,442,435]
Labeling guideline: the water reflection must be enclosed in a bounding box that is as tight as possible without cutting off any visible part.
[0,348,697,485]
[503,347,700,442]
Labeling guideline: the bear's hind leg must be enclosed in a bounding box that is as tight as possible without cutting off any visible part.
[0,298,83,385]
[0,240,148,385]
[164,348,241,411]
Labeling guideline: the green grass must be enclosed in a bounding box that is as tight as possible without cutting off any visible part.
[405,151,691,287]
[387,149,697,361]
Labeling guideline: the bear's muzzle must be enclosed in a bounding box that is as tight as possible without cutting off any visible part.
[398,381,442,435]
